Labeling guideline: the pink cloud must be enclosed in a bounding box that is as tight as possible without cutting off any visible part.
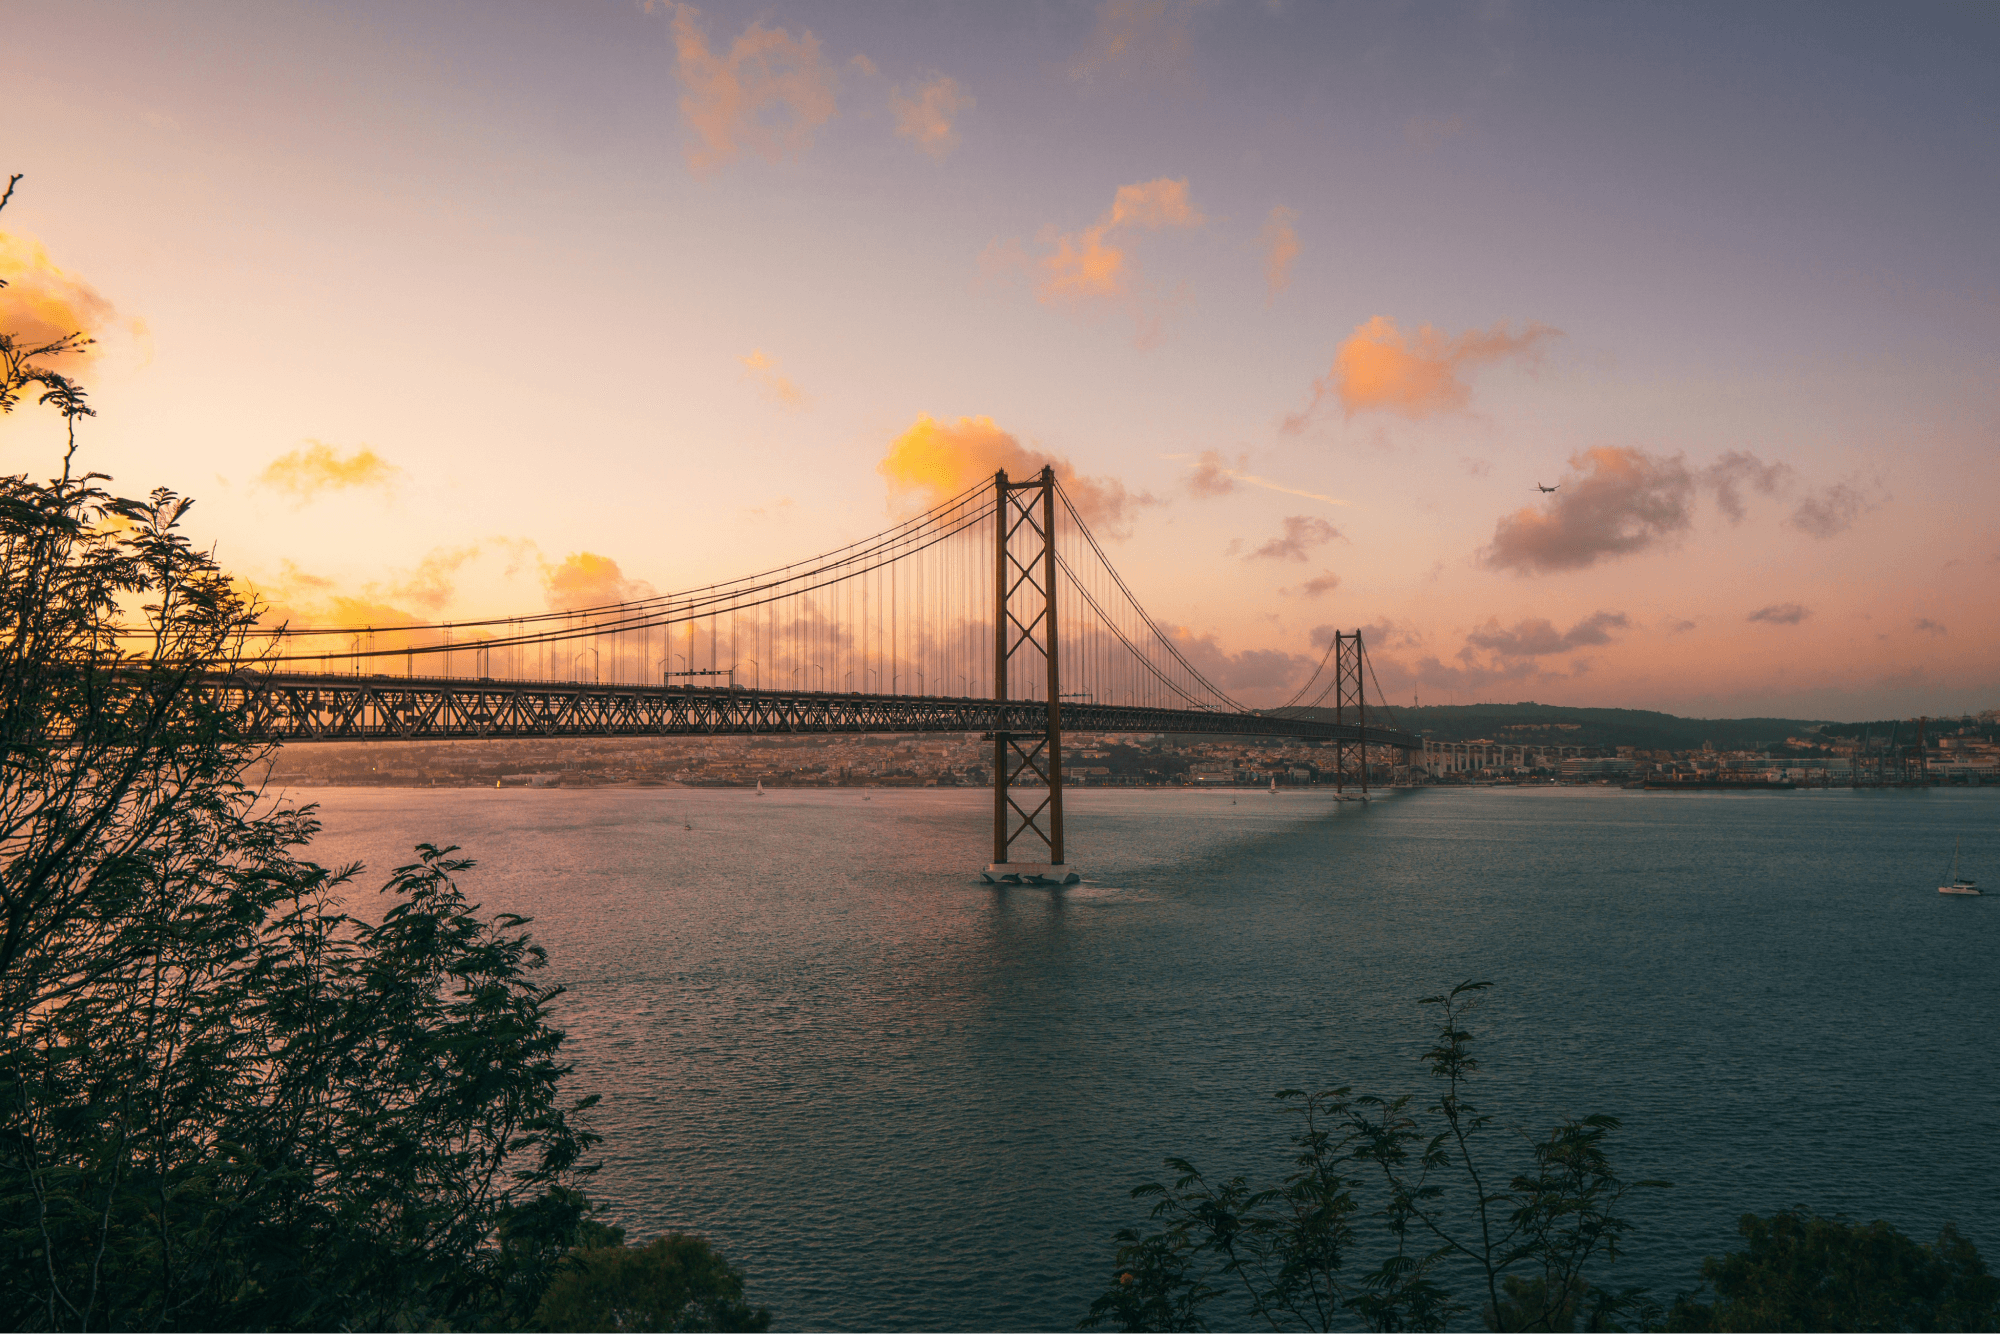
[1288,315,1560,427]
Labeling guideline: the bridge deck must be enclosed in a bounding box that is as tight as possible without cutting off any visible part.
[206,672,1420,749]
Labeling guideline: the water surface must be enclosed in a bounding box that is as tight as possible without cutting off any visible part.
[303,785,2000,1330]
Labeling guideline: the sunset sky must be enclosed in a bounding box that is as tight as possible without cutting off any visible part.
[2,1,1995,719]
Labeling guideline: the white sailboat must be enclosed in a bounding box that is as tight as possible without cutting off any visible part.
[1939,838,1980,894]
[756,779,766,797]
[1268,776,1278,794]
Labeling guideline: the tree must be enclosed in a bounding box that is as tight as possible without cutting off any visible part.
[1082,983,1667,1332]
[1665,1209,2000,1332]
[0,174,649,1330]
[535,1233,773,1332]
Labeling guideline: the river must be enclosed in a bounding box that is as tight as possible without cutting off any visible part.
[303,784,1999,1330]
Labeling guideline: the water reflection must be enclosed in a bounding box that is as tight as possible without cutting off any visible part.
[304,785,2000,1331]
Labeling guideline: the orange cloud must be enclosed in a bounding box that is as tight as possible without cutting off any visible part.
[257,441,402,504]
[1259,205,1299,300]
[890,74,973,159]
[248,560,429,645]
[1287,315,1560,427]
[1034,177,1203,304]
[543,552,657,611]
[661,3,837,175]
[387,543,485,614]
[878,413,1148,535]
[1069,0,1197,85]
[0,230,126,364]
[249,541,512,636]
[740,349,807,408]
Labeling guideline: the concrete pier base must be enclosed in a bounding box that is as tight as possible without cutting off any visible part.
[982,863,1081,886]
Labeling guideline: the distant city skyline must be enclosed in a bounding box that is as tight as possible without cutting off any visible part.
[1,1,1994,719]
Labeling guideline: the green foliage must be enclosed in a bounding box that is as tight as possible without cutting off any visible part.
[1083,983,1668,1332]
[1483,1273,1662,1333]
[534,1233,773,1333]
[1665,1209,2000,1333]
[0,233,691,1330]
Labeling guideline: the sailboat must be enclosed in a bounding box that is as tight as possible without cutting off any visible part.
[755,779,766,797]
[1268,776,1278,794]
[1939,838,1980,894]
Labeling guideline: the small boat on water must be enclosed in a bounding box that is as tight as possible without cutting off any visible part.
[1268,776,1278,794]
[755,780,766,797]
[1939,838,1980,895]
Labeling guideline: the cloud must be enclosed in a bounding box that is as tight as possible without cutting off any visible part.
[1068,0,1197,85]
[1481,446,1695,574]
[740,349,807,407]
[1259,206,1298,300]
[1175,450,1346,505]
[1664,616,1697,634]
[0,229,131,365]
[1286,315,1560,427]
[1914,617,1946,636]
[251,550,468,637]
[1464,610,1629,659]
[543,552,658,612]
[984,177,1204,345]
[257,580,424,634]
[386,543,485,614]
[660,3,837,175]
[878,413,1149,534]
[1157,625,1317,698]
[1186,449,1240,497]
[1789,481,1869,538]
[890,74,973,159]
[1033,177,1203,305]
[1747,603,1810,625]
[1294,572,1340,599]
[1702,450,1790,522]
[1247,515,1340,562]
[257,441,403,504]
[1308,618,1547,703]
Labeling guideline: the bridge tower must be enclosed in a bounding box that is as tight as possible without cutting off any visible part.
[1331,630,1368,795]
[983,466,1079,885]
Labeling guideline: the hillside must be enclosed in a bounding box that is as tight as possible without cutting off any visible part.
[1275,701,1828,752]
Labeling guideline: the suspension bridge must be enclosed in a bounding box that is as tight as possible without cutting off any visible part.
[211,469,1419,882]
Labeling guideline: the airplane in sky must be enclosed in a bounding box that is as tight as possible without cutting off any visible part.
[1536,483,1560,493]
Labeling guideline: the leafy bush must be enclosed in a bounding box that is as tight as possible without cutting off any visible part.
[535,1233,773,1332]
[1666,1209,2000,1333]
[1082,983,1668,1332]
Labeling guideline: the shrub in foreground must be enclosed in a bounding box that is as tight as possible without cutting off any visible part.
[536,1233,773,1332]
[1082,982,1668,1332]
[1666,1208,2000,1333]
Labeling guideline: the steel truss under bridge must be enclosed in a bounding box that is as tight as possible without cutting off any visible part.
[198,671,1422,750]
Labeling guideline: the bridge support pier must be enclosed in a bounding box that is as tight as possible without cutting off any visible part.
[982,466,1079,886]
